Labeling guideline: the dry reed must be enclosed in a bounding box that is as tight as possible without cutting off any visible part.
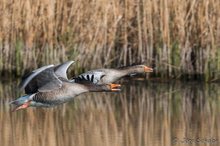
[0,0,220,80]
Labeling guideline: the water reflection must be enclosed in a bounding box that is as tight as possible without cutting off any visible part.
[0,80,220,146]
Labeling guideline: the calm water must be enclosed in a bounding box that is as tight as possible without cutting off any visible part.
[0,79,220,146]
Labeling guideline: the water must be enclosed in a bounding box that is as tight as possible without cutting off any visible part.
[0,79,220,146]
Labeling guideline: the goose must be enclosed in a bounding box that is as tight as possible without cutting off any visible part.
[73,64,153,85]
[10,61,121,111]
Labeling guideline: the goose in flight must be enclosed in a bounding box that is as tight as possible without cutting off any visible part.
[73,64,153,85]
[10,61,121,111]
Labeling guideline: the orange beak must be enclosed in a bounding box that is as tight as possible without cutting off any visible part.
[11,101,31,112]
[110,83,121,91]
[144,66,153,72]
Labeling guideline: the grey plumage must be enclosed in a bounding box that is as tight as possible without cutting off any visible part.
[11,61,120,111]
[73,64,153,85]
[54,61,74,79]
[19,61,75,94]
[19,64,55,93]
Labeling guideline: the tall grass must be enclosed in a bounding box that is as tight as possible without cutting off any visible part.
[0,0,220,80]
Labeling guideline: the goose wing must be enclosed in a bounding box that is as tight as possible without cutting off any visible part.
[19,65,54,89]
[74,70,105,84]
[54,61,74,79]
[19,65,63,94]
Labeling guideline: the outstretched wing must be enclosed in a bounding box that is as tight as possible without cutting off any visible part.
[19,65,54,89]
[74,70,105,84]
[54,61,74,79]
[19,65,62,94]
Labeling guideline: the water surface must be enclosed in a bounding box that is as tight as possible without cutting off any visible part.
[0,80,220,146]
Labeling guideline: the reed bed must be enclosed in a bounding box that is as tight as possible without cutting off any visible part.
[0,0,220,80]
[0,80,220,146]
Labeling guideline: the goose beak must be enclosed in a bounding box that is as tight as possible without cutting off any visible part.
[110,83,121,91]
[144,66,153,72]
[11,101,31,112]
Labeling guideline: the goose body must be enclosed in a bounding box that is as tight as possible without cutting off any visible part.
[10,61,121,111]
[73,65,153,85]
[12,82,116,108]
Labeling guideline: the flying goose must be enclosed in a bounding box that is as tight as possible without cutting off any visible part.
[73,64,153,85]
[10,61,121,111]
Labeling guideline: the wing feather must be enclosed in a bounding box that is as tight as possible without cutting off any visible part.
[19,64,63,94]
[19,65,54,90]
[54,61,74,79]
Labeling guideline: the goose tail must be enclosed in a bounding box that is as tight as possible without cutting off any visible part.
[10,94,34,112]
